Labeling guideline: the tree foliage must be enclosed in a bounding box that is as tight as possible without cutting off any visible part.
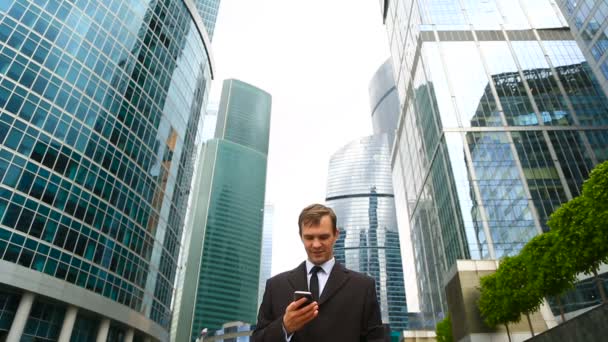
[477,160,608,327]
[497,256,544,317]
[435,314,453,342]
[479,271,520,327]
[522,232,575,297]
[578,161,608,275]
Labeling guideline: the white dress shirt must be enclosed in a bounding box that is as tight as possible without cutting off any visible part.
[305,257,335,297]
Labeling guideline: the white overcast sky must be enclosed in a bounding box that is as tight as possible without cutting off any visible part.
[208,0,390,275]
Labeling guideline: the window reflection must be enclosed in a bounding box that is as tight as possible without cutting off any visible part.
[327,134,409,330]
[0,0,213,329]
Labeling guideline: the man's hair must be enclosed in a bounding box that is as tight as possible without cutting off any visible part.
[298,203,337,236]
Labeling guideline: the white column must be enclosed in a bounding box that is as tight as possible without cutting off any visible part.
[58,306,78,342]
[96,318,111,342]
[6,292,35,342]
[539,299,558,328]
[124,328,135,342]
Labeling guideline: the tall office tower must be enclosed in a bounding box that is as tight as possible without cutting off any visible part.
[0,0,214,341]
[172,79,271,341]
[257,204,274,308]
[556,1,608,96]
[382,0,608,322]
[326,134,408,331]
[171,104,218,342]
[194,0,222,40]
[201,105,219,143]
[371,58,421,314]
[369,58,401,146]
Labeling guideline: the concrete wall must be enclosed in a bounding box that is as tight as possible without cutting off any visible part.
[526,304,607,342]
[444,260,550,342]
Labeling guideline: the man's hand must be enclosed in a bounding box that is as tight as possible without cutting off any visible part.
[282,297,319,334]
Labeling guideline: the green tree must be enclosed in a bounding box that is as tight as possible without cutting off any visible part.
[478,161,608,331]
[498,255,544,334]
[478,273,512,340]
[579,161,608,302]
[435,315,453,342]
[548,161,608,303]
[478,256,543,336]
[478,271,519,341]
[521,232,575,321]
[582,160,608,207]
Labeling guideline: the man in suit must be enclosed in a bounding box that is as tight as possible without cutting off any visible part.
[252,204,385,341]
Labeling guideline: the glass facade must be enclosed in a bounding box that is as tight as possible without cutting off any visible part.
[326,134,408,331]
[385,0,608,321]
[258,204,273,308]
[194,0,222,41]
[0,0,214,339]
[557,1,608,95]
[173,79,271,341]
[0,289,19,340]
[70,314,99,342]
[22,298,65,340]
[369,58,400,145]
[214,80,272,155]
[0,286,150,342]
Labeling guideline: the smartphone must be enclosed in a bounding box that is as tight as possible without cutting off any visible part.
[293,291,313,307]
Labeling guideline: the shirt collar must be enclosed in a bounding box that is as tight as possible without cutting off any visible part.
[306,257,335,275]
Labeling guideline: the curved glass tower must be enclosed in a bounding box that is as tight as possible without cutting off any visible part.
[326,134,408,331]
[0,0,214,340]
[173,79,271,341]
[369,58,400,144]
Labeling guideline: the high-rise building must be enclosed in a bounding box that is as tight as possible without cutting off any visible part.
[201,105,219,143]
[371,58,421,315]
[556,1,608,95]
[172,79,271,341]
[326,134,408,331]
[0,0,214,341]
[194,0,222,40]
[369,58,400,145]
[383,0,608,322]
[257,204,273,308]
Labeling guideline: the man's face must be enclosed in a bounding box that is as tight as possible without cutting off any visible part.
[301,215,339,265]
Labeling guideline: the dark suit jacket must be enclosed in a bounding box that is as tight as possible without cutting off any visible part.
[252,261,384,342]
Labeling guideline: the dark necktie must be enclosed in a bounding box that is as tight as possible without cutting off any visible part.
[309,266,322,301]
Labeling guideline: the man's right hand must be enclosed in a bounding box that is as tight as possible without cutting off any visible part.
[282,297,319,334]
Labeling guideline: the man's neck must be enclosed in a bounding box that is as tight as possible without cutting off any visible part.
[306,257,335,273]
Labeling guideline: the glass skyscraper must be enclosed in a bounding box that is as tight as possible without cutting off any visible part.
[326,134,408,331]
[556,1,608,95]
[0,0,215,341]
[369,58,400,145]
[384,0,608,322]
[194,0,222,41]
[172,79,271,341]
[257,204,273,308]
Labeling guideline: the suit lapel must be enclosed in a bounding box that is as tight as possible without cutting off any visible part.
[287,261,308,292]
[318,262,350,305]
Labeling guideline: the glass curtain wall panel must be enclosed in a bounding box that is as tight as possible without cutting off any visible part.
[0,0,214,339]
[386,0,608,322]
[326,134,409,330]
